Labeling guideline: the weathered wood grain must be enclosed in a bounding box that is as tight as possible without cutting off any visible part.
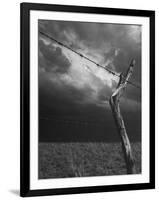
[109,59,136,174]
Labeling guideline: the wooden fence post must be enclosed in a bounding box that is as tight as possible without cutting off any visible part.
[109,59,136,174]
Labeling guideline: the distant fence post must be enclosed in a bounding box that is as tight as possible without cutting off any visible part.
[109,59,136,174]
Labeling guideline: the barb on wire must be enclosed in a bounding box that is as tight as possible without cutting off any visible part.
[39,31,141,90]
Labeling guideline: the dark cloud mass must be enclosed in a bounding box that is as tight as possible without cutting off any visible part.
[38,19,141,142]
[39,39,71,73]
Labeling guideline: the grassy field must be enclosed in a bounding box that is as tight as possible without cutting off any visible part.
[39,142,141,179]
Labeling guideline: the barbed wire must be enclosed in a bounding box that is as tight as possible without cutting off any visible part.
[39,31,141,89]
[40,116,107,125]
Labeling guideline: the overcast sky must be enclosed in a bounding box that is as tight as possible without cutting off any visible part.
[38,20,141,142]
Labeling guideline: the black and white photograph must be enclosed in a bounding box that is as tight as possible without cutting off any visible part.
[38,20,142,178]
[20,3,155,197]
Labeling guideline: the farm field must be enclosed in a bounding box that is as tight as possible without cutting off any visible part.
[39,142,141,179]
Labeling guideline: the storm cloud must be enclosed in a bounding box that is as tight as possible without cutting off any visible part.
[39,39,71,73]
[38,19,141,142]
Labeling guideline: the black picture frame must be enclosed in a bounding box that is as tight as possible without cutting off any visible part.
[20,2,155,197]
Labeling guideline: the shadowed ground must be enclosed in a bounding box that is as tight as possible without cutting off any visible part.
[39,142,141,179]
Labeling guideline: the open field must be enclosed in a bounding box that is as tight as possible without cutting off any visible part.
[39,142,141,179]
